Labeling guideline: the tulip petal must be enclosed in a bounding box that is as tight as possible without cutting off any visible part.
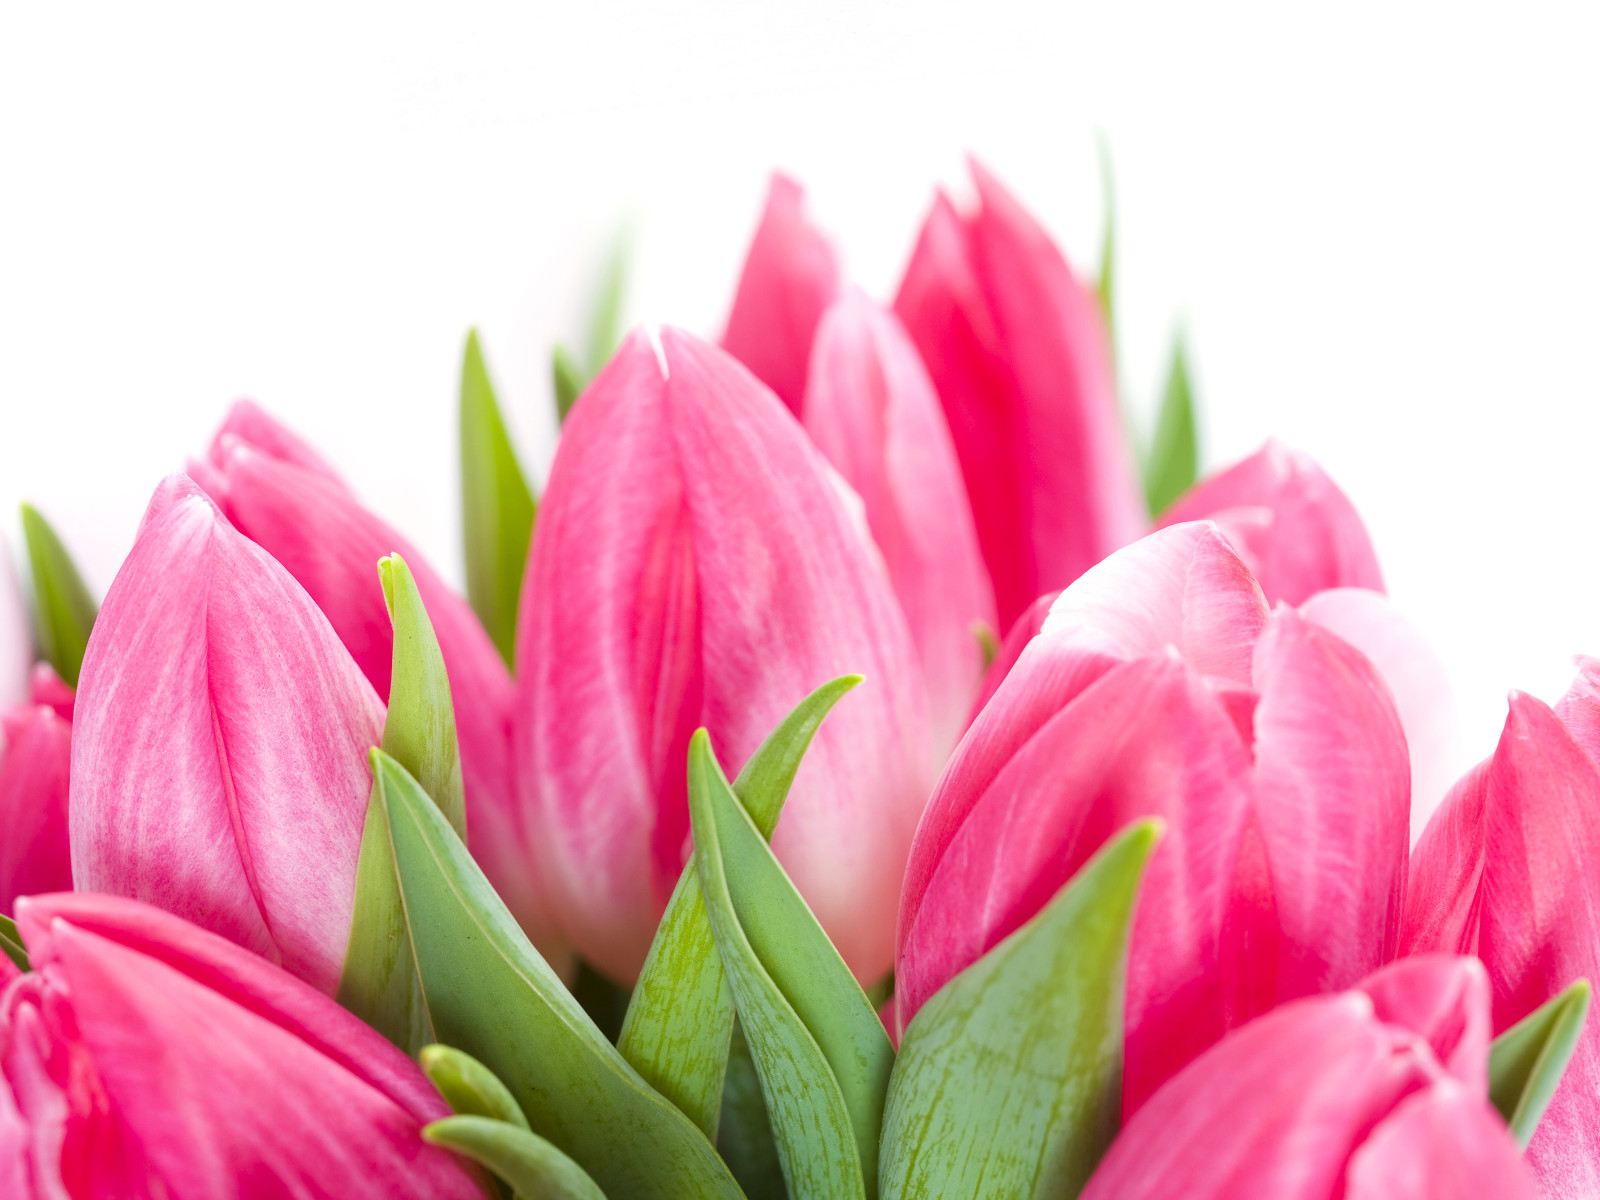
[1344,1080,1539,1200]
[212,397,344,483]
[1400,760,1489,959]
[721,174,841,416]
[69,477,384,994]
[1358,955,1493,1093]
[802,291,996,762]
[0,703,72,913]
[0,536,31,709]
[964,589,1059,728]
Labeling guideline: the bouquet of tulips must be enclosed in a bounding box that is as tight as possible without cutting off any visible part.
[1,160,1593,1199]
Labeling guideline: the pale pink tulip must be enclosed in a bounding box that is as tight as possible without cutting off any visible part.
[0,668,73,913]
[0,538,28,710]
[1160,439,1384,605]
[895,158,1144,630]
[1,892,479,1199]
[1403,661,1600,1195]
[70,476,384,995]
[896,522,1410,1110]
[192,401,554,954]
[801,289,996,762]
[1080,956,1536,1199]
[721,173,841,416]
[516,327,929,985]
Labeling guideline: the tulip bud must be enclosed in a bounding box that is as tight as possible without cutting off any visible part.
[1159,439,1384,605]
[721,173,842,416]
[896,523,1410,1111]
[895,158,1145,630]
[516,327,929,985]
[70,476,384,995]
[193,402,558,955]
[0,667,73,913]
[1079,956,1536,1199]
[801,289,997,762]
[2,892,480,1198]
[1404,667,1600,1195]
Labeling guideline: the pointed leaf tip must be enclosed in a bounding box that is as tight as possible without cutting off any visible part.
[19,502,98,687]
[1144,335,1198,518]
[1489,979,1591,1148]
[421,1044,530,1130]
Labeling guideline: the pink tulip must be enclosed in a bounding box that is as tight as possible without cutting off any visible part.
[895,522,1411,1110]
[191,401,554,954]
[0,668,73,913]
[0,537,29,709]
[0,892,479,1198]
[516,326,929,984]
[70,476,384,995]
[1080,955,1537,1199]
[894,158,1145,631]
[965,588,1059,727]
[1403,661,1600,1195]
[801,289,997,762]
[721,173,842,416]
[1160,440,1384,606]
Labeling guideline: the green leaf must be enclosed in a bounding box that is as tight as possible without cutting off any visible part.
[424,1116,608,1200]
[460,329,536,670]
[420,1044,530,1129]
[1489,980,1591,1149]
[1143,335,1199,519]
[879,819,1161,1200]
[19,503,97,688]
[0,914,29,973]
[617,675,861,1138]
[716,1019,786,1199]
[1095,135,1116,355]
[688,729,884,1200]
[373,749,742,1199]
[338,554,468,1052]
[552,344,585,424]
[552,226,631,425]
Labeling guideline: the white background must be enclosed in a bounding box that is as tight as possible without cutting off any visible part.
[2,2,1596,762]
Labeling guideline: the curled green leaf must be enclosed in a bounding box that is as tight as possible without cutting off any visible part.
[1489,980,1591,1148]
[879,820,1161,1200]
[424,1116,607,1200]
[421,1044,530,1130]
[19,503,97,687]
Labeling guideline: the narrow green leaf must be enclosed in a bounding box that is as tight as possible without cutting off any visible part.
[688,730,868,1200]
[0,914,29,973]
[373,750,742,1199]
[1143,335,1199,519]
[879,820,1161,1200]
[338,555,468,1052]
[618,676,862,1138]
[19,504,97,688]
[424,1116,607,1200]
[972,622,999,671]
[583,229,630,378]
[1095,135,1116,355]
[716,1019,786,1199]
[420,1044,530,1130]
[460,329,536,669]
[1489,980,1591,1148]
[552,344,585,424]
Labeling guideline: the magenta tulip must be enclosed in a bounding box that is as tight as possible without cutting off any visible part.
[1160,440,1384,605]
[70,476,384,995]
[191,401,554,954]
[721,173,842,416]
[0,668,73,913]
[894,158,1144,630]
[896,522,1411,1110]
[801,288,996,762]
[1080,955,1536,1198]
[0,892,479,1198]
[1403,661,1600,1195]
[516,326,929,984]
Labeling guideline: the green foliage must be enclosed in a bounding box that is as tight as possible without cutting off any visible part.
[424,1116,608,1200]
[19,503,97,687]
[0,915,28,973]
[1489,980,1591,1149]
[878,821,1160,1200]
[552,228,631,423]
[1144,335,1199,518]
[421,1043,530,1129]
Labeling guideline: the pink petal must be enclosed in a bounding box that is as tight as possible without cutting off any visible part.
[962,588,1059,730]
[1345,1080,1539,1199]
[1238,607,1410,1010]
[1553,653,1600,769]
[69,476,384,995]
[1300,587,1463,843]
[896,653,1254,1112]
[0,705,72,913]
[720,173,841,415]
[27,666,74,723]
[209,397,345,485]
[517,329,929,983]
[0,538,29,711]
[1160,440,1384,606]
[196,405,551,954]
[1080,993,1433,1200]
[1400,760,1489,959]
[802,290,996,764]
[1040,521,1269,686]
[1358,955,1492,1092]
